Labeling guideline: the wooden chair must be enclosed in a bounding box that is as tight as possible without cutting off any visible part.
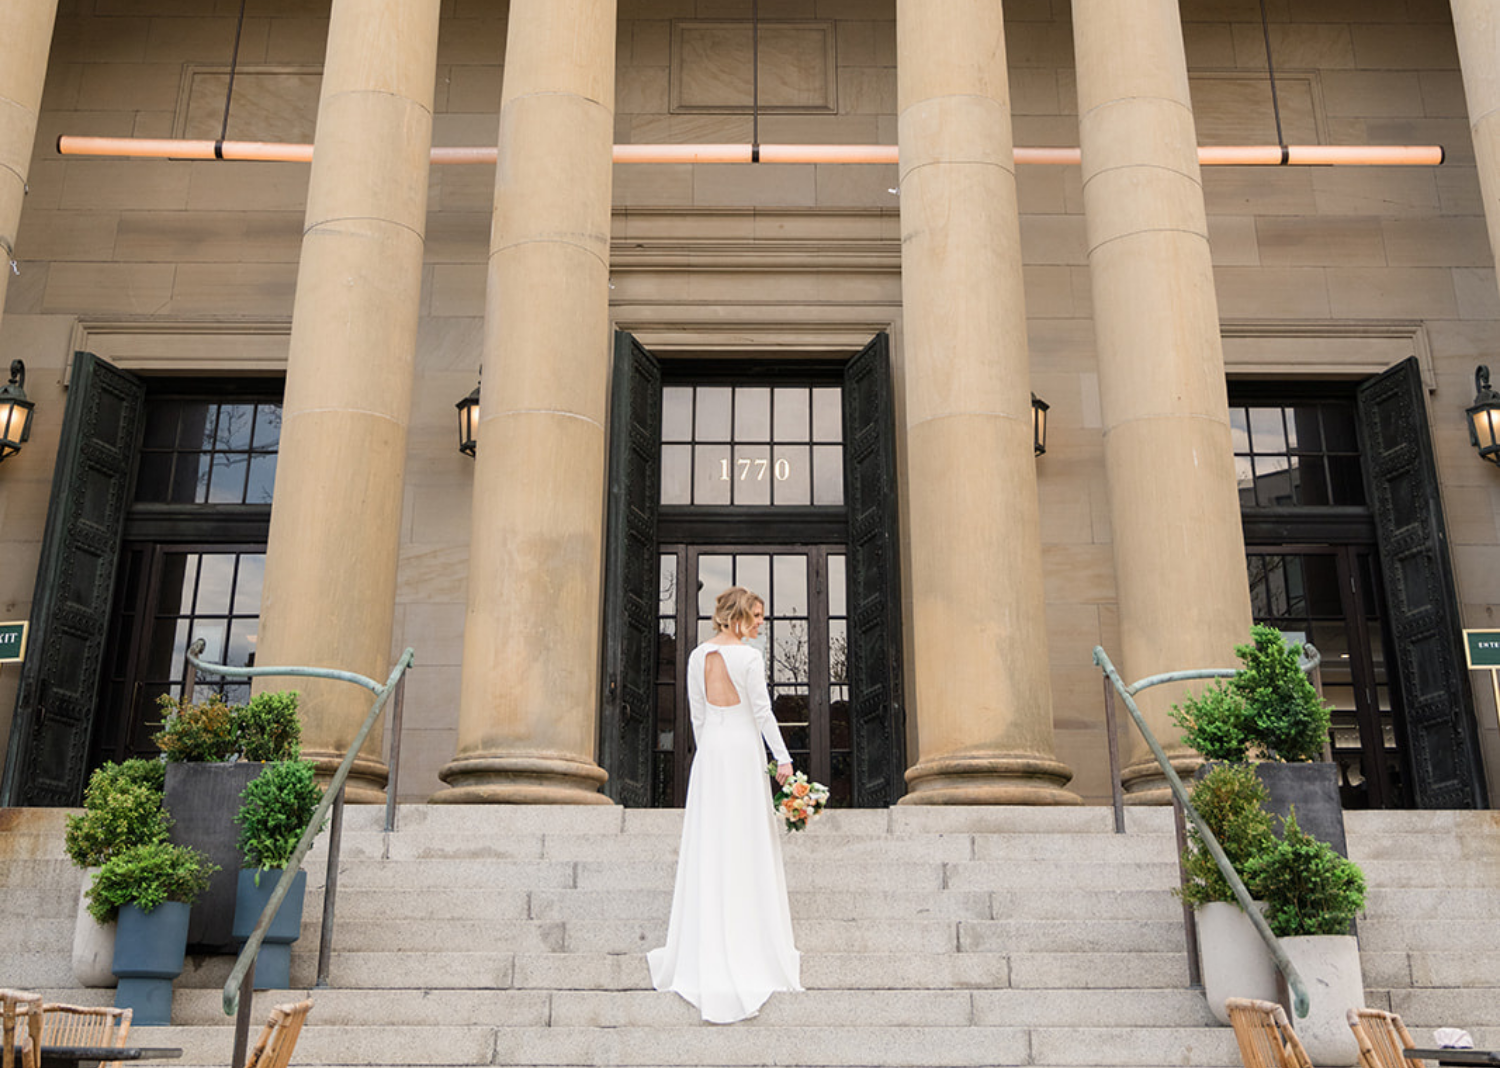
[41,1005,132,1068]
[244,1000,314,1068]
[1,989,42,1068]
[1348,1007,1425,1068]
[1226,998,1315,1068]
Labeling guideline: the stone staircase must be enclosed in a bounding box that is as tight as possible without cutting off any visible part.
[3,805,1499,1068]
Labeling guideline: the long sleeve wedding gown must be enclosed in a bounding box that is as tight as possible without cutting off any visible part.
[646,640,803,1023]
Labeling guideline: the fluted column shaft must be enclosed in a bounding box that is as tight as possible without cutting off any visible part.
[436,0,617,804]
[896,0,1078,805]
[1072,0,1253,796]
[0,0,59,323]
[255,0,441,801]
[1452,0,1500,303]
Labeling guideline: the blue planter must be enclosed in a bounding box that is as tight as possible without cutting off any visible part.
[112,901,190,1026]
[232,869,307,990]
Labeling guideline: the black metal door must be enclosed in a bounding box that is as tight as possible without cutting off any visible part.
[599,332,663,806]
[2,354,145,805]
[1356,357,1487,808]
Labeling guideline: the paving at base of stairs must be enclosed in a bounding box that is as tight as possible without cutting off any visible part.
[3,805,1498,1068]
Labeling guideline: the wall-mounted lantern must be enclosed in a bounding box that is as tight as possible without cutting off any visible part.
[0,360,35,463]
[456,379,480,458]
[1468,365,1500,467]
[1032,393,1048,457]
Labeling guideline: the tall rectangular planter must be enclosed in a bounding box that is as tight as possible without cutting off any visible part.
[164,761,264,952]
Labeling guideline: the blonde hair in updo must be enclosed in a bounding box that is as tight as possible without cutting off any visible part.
[712,587,763,636]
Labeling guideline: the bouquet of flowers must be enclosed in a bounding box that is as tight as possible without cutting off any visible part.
[767,762,830,831]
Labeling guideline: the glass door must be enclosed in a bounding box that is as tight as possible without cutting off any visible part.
[653,546,850,808]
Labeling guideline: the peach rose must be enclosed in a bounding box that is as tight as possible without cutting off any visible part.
[792,781,810,798]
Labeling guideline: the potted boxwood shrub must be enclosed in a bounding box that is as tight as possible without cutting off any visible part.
[231,758,326,989]
[86,840,217,1026]
[1242,809,1368,1067]
[1177,763,1280,1025]
[1172,624,1345,854]
[155,689,302,951]
[63,759,170,986]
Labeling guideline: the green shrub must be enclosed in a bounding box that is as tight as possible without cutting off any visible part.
[236,691,301,763]
[1241,808,1366,937]
[152,692,238,762]
[1170,682,1251,763]
[64,759,170,868]
[236,760,326,882]
[1233,624,1332,763]
[85,841,218,923]
[1177,764,1277,908]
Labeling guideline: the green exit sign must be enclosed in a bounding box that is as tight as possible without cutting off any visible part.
[0,621,27,664]
[1465,630,1500,670]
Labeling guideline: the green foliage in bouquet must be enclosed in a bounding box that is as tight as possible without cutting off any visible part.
[85,841,218,923]
[1241,808,1366,937]
[236,691,302,763]
[152,692,237,762]
[1171,623,1332,763]
[64,759,170,868]
[236,760,326,882]
[1177,763,1277,909]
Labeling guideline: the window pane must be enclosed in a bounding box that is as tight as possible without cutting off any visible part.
[135,453,173,503]
[813,444,843,505]
[829,554,847,617]
[829,618,848,688]
[208,451,249,504]
[698,556,733,614]
[696,387,732,442]
[1229,407,1250,452]
[733,445,773,505]
[1248,408,1286,453]
[661,444,692,505]
[235,555,265,610]
[773,388,809,442]
[773,444,810,505]
[250,404,282,451]
[178,405,214,450]
[227,618,257,669]
[812,388,842,443]
[195,554,238,614]
[216,404,256,450]
[662,387,694,441]
[693,445,731,505]
[735,387,771,440]
[143,402,180,449]
[246,453,277,505]
[774,555,807,616]
[737,555,770,601]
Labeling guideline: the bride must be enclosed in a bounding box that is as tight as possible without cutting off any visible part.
[647,586,803,1023]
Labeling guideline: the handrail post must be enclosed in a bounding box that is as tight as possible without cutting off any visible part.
[1104,676,1125,834]
[230,967,253,1068]
[315,780,346,989]
[384,673,406,834]
[1172,793,1202,990]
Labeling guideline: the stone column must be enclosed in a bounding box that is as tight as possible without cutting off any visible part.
[0,0,59,323]
[895,0,1079,805]
[1072,0,1253,796]
[1452,0,1500,302]
[255,0,441,802]
[434,0,616,804]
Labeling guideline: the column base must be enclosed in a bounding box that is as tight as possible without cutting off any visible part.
[900,753,1083,806]
[306,751,389,805]
[1119,752,1201,806]
[433,752,612,805]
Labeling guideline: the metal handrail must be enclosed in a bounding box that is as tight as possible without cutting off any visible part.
[181,638,415,1065]
[1092,645,1310,1019]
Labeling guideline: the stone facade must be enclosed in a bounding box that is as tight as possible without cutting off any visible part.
[1,0,1497,807]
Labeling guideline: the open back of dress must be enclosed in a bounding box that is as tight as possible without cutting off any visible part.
[646,640,802,1023]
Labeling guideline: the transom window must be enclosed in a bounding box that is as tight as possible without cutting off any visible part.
[1231,402,1364,508]
[136,400,281,505]
[660,385,843,506]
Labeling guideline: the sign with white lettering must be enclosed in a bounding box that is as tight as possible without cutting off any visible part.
[1464,629,1500,670]
[0,621,27,664]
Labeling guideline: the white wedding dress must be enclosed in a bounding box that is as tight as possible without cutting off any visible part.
[647,640,803,1023]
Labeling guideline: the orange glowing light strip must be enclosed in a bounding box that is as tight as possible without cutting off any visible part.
[56,136,1444,167]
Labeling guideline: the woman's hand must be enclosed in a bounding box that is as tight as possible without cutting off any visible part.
[775,762,793,786]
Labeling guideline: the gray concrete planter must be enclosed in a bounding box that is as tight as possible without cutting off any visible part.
[231,868,308,990]
[71,867,117,987]
[1255,761,1348,856]
[1280,934,1363,1067]
[1196,900,1278,1025]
